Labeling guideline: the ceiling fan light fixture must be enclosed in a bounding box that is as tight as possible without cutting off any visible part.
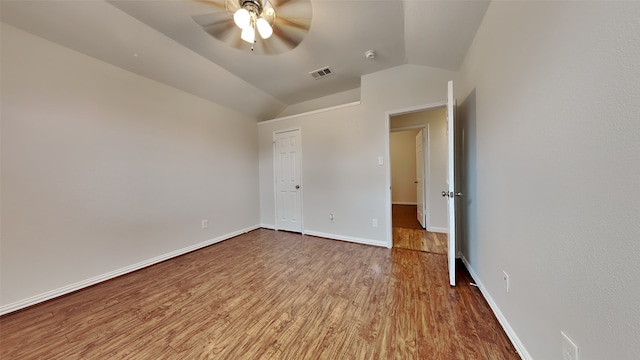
[233,8,251,29]
[241,25,256,43]
[198,0,311,54]
[256,17,273,39]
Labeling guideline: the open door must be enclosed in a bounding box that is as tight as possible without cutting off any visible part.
[444,80,458,286]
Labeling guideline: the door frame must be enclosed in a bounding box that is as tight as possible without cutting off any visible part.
[273,127,304,232]
[385,101,446,248]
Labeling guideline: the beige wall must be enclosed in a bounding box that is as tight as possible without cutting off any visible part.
[390,108,445,129]
[390,130,419,205]
[1,24,260,310]
[258,104,390,245]
[456,2,640,359]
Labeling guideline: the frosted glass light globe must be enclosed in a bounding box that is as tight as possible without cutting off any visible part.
[256,17,273,39]
[241,26,256,43]
[233,8,251,29]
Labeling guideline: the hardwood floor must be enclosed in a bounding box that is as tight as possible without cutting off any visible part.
[0,229,518,359]
[391,204,423,230]
[393,227,448,254]
[392,204,448,254]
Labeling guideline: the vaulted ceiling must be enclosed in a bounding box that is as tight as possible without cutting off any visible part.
[1,0,490,119]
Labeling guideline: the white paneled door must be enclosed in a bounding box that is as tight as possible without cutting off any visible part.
[415,129,426,228]
[274,129,302,233]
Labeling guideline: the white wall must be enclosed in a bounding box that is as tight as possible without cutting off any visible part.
[0,24,260,311]
[391,109,448,231]
[456,2,640,359]
[258,104,388,245]
[276,88,360,118]
[390,130,419,205]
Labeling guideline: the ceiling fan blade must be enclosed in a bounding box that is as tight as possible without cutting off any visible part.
[203,21,238,43]
[192,13,240,44]
[273,0,312,18]
[192,12,230,28]
[272,25,302,49]
[260,0,312,53]
[230,34,248,50]
[260,39,277,55]
[270,0,297,9]
[277,17,311,32]
[192,0,226,10]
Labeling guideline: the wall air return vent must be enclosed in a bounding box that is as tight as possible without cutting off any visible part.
[309,67,333,79]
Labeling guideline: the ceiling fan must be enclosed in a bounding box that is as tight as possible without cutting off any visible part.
[192,0,312,55]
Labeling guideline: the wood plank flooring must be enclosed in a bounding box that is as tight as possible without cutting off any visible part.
[0,229,518,359]
[391,204,424,230]
[393,227,448,254]
[392,204,448,254]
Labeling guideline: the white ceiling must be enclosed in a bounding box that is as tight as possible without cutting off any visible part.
[1,0,490,119]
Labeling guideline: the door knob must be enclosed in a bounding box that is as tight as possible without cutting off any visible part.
[442,191,462,197]
[295,185,300,189]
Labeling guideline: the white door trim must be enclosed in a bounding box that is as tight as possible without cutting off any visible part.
[416,128,426,228]
[424,123,431,230]
[385,101,447,248]
[390,124,426,132]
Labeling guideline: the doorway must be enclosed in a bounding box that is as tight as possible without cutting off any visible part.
[388,106,448,254]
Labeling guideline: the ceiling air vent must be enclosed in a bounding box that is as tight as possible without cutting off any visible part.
[309,67,333,80]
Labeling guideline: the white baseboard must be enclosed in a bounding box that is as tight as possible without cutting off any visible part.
[303,230,387,248]
[392,202,417,205]
[259,223,276,230]
[460,255,531,360]
[427,226,448,233]
[0,225,261,316]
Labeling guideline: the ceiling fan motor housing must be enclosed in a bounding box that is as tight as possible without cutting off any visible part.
[241,0,263,14]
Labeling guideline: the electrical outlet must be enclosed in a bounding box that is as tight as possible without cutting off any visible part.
[503,271,510,293]
[329,213,335,222]
[372,219,378,228]
[561,331,579,360]
[202,220,209,229]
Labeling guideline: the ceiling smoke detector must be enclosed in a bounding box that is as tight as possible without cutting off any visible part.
[365,50,376,59]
